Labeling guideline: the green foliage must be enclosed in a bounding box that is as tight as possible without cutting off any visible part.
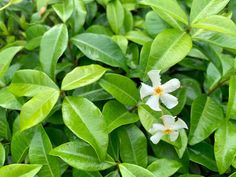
[0,0,236,176]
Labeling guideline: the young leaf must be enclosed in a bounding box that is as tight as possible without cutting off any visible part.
[99,73,139,106]
[40,24,68,79]
[52,0,73,23]
[145,29,192,72]
[50,141,116,171]
[0,143,5,167]
[29,126,60,177]
[62,96,108,161]
[71,33,128,70]
[61,64,108,91]
[189,95,224,145]
[190,0,230,24]
[102,100,139,133]
[0,88,22,110]
[117,125,148,167]
[0,164,42,177]
[119,163,155,177]
[215,122,236,174]
[226,76,236,119]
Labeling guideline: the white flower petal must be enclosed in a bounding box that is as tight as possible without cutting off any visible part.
[140,83,153,99]
[149,123,165,134]
[161,115,175,128]
[162,78,180,93]
[160,93,178,109]
[146,95,161,111]
[148,70,161,87]
[169,131,179,142]
[150,132,163,144]
[173,118,188,130]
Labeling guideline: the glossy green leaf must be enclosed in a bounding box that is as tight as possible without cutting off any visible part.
[141,0,188,25]
[71,33,128,70]
[0,143,5,167]
[107,0,124,34]
[40,24,68,79]
[147,159,182,177]
[125,31,152,45]
[61,64,108,91]
[0,164,42,177]
[99,73,139,106]
[73,169,102,177]
[52,0,73,22]
[189,95,224,145]
[119,163,155,177]
[62,96,108,161]
[50,141,116,171]
[29,126,60,177]
[102,100,139,133]
[0,88,22,110]
[0,46,22,78]
[0,108,11,140]
[215,122,236,174]
[192,15,236,37]
[145,29,192,72]
[118,125,148,167]
[190,0,230,24]
[227,76,236,119]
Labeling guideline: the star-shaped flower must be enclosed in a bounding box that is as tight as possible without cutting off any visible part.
[140,70,180,111]
[149,115,188,144]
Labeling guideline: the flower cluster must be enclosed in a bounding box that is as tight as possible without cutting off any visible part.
[140,70,188,144]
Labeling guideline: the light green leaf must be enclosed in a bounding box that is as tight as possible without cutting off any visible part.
[0,143,5,167]
[73,169,102,177]
[119,163,155,177]
[145,29,192,72]
[40,24,68,79]
[0,46,22,78]
[141,0,188,25]
[0,88,22,110]
[118,125,148,167]
[190,0,230,24]
[62,96,108,161]
[71,33,128,70]
[125,31,152,45]
[192,15,236,37]
[29,126,60,177]
[103,100,139,133]
[99,73,139,106]
[215,122,236,174]
[52,0,74,22]
[61,64,108,91]
[50,141,116,171]
[227,76,236,119]
[0,108,11,140]
[0,164,42,177]
[189,95,224,145]
[107,0,124,34]
[147,159,182,177]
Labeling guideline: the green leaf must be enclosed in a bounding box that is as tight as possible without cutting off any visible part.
[0,88,22,110]
[61,64,108,91]
[227,76,236,119]
[189,95,224,145]
[102,100,139,133]
[192,15,236,37]
[73,169,102,177]
[215,122,236,174]
[62,96,108,161]
[119,163,155,177]
[147,159,182,177]
[40,24,68,79]
[71,33,128,70]
[0,46,22,78]
[145,29,192,72]
[125,31,152,46]
[0,143,5,167]
[99,73,139,106]
[117,125,148,167]
[190,0,230,24]
[107,0,124,34]
[52,0,74,22]
[0,108,11,140]
[189,142,217,172]
[0,164,42,177]
[29,126,60,177]
[141,0,188,25]
[50,141,116,171]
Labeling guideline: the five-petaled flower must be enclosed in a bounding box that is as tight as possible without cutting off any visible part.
[149,115,188,144]
[140,70,180,111]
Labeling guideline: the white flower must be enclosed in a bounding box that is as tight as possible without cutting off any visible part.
[140,70,180,111]
[149,115,188,144]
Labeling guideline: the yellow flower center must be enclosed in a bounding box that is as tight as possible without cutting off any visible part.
[154,86,163,96]
[163,129,173,135]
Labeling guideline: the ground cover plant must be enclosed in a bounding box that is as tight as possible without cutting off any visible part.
[0,0,236,176]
